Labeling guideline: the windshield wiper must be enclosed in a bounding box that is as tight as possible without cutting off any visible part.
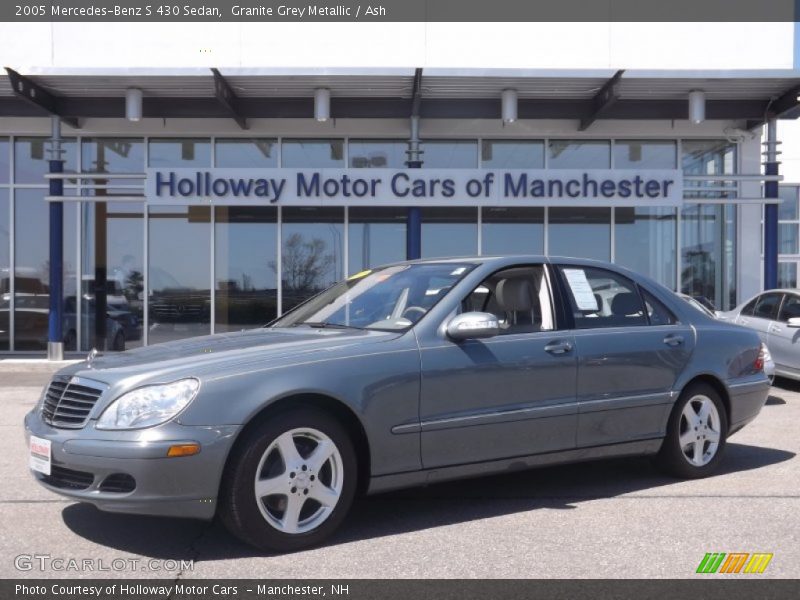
[294,321,365,330]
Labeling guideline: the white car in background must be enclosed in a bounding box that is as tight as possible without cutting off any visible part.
[717,290,800,383]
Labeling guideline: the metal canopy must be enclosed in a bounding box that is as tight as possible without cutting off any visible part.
[1,67,799,124]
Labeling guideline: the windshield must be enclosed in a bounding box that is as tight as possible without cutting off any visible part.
[271,263,475,331]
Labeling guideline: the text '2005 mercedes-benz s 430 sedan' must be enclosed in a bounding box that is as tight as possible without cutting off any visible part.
[25,257,770,552]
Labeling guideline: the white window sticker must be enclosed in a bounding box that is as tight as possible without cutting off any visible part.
[563,268,598,311]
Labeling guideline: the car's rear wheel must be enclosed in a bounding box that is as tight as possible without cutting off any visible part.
[654,382,728,479]
[219,408,357,552]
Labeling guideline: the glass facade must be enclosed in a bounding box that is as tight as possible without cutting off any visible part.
[775,185,800,289]
[148,206,211,344]
[615,207,677,289]
[549,207,611,260]
[215,206,278,331]
[281,207,344,313]
[0,135,750,353]
[482,207,544,255]
[348,207,406,273]
[0,188,8,350]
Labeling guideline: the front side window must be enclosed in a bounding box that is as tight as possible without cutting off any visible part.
[778,294,800,322]
[272,263,475,331]
[462,265,554,334]
[558,266,646,329]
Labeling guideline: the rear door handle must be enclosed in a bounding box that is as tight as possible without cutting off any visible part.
[739,318,749,325]
[663,334,684,347]
[771,324,782,333]
[544,341,573,355]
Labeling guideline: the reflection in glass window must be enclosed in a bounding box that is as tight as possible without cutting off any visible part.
[682,140,737,199]
[481,140,544,168]
[82,138,144,173]
[14,190,77,350]
[549,208,611,260]
[779,186,799,221]
[348,207,406,273]
[421,207,478,258]
[614,207,677,289]
[79,202,144,352]
[281,207,344,313]
[282,139,344,168]
[779,263,797,289]
[681,203,737,310]
[148,206,211,344]
[482,207,544,255]
[14,137,77,183]
[548,140,610,169]
[421,141,478,168]
[148,139,211,167]
[349,140,406,168]
[0,138,9,184]
[215,206,278,332]
[779,223,799,254]
[215,139,277,168]
[613,140,676,169]
[0,190,8,350]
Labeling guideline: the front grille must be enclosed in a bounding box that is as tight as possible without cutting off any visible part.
[41,377,104,429]
[40,465,94,490]
[99,473,136,494]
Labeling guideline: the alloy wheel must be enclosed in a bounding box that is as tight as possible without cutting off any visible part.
[678,395,722,467]
[253,427,344,534]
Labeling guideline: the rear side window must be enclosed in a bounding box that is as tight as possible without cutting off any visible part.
[740,297,759,316]
[558,266,646,329]
[753,293,783,320]
[778,294,800,321]
[641,289,678,326]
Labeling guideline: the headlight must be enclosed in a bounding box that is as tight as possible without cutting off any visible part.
[96,378,200,430]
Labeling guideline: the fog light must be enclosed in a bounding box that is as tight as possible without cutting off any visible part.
[167,443,201,457]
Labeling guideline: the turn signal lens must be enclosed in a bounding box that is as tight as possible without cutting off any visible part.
[167,443,201,457]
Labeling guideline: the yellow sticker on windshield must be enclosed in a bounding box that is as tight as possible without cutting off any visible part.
[347,269,372,281]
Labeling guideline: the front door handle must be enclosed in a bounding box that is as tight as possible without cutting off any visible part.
[663,334,684,347]
[739,318,749,325]
[544,340,573,355]
[771,325,782,333]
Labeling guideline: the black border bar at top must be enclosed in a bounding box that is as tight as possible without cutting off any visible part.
[1,0,797,22]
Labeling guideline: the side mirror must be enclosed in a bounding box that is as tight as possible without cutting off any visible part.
[446,312,500,341]
[787,317,800,328]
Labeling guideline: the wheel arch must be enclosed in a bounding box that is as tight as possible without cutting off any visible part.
[678,374,732,428]
[221,392,372,496]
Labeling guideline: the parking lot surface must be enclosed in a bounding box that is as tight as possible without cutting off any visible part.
[1,368,798,579]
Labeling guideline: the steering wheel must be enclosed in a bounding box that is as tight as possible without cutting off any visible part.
[401,306,427,321]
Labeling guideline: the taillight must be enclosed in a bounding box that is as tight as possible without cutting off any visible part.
[754,343,768,371]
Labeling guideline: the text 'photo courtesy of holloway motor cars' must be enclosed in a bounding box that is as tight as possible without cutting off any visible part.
[24,256,770,552]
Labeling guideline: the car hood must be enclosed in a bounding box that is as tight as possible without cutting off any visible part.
[60,327,402,384]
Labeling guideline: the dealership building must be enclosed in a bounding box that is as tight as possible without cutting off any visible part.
[1,22,799,356]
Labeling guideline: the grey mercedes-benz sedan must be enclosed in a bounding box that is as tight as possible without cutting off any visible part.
[25,256,770,552]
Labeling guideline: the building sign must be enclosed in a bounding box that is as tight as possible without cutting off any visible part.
[146,168,683,207]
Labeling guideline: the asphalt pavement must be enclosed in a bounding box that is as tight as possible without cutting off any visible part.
[1,367,797,579]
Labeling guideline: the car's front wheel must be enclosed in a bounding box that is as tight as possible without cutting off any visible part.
[654,382,728,479]
[220,408,357,552]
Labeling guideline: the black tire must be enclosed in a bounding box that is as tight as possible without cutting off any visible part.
[654,382,728,479]
[219,408,357,553]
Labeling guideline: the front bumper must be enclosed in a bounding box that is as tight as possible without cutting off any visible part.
[24,410,238,520]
